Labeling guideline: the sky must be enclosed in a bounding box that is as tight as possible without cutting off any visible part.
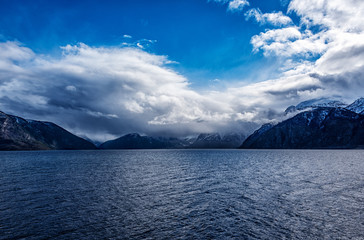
[0,0,364,141]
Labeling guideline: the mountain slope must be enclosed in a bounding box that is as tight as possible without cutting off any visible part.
[346,97,364,114]
[0,111,96,150]
[239,123,275,147]
[241,107,364,149]
[189,133,245,148]
[99,133,188,149]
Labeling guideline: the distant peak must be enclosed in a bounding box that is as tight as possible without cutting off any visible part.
[125,133,141,138]
[285,97,347,115]
[346,97,364,114]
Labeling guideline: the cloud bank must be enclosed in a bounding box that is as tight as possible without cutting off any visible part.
[0,41,259,141]
[1,0,364,141]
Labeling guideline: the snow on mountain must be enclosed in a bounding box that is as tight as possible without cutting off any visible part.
[241,107,364,149]
[346,98,364,114]
[285,98,347,115]
[295,98,347,110]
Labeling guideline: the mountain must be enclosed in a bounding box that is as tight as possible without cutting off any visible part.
[99,133,189,149]
[0,111,96,150]
[239,123,275,147]
[345,97,364,114]
[241,107,364,149]
[285,98,347,115]
[100,132,245,149]
[189,133,245,148]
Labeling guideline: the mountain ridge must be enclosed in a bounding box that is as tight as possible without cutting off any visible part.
[99,132,245,149]
[241,106,364,149]
[2,97,364,150]
[0,111,96,150]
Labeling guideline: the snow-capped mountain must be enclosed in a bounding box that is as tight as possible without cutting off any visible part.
[296,98,347,110]
[285,98,347,115]
[243,97,364,149]
[345,97,364,114]
[241,107,364,149]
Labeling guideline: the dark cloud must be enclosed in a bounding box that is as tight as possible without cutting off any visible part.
[266,84,322,98]
[310,69,364,93]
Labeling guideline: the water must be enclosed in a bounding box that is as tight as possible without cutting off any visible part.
[0,150,363,240]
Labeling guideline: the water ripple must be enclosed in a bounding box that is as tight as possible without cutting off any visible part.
[0,149,363,239]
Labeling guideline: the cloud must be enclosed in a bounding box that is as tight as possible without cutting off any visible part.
[211,0,249,12]
[280,0,290,6]
[0,40,324,141]
[0,41,261,140]
[245,9,293,26]
[250,27,328,57]
[228,0,249,12]
[136,42,144,49]
[248,0,364,103]
[288,0,364,32]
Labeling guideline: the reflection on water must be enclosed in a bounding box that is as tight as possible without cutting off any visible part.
[0,150,363,239]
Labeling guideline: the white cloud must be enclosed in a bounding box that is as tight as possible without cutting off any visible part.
[211,0,249,12]
[228,0,249,12]
[251,27,301,49]
[251,27,328,57]
[249,0,364,103]
[288,0,364,32]
[0,41,321,140]
[136,42,144,49]
[245,9,293,26]
[0,42,261,140]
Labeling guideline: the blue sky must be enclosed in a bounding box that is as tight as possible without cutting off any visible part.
[0,0,290,85]
[1,0,364,140]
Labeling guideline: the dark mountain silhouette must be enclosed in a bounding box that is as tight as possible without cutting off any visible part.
[99,133,190,149]
[100,132,245,149]
[0,111,96,150]
[189,133,245,148]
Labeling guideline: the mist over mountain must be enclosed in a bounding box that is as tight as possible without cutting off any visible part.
[0,110,247,150]
[99,132,245,149]
[2,97,364,150]
[99,133,190,149]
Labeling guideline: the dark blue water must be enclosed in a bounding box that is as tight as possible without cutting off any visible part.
[0,150,363,239]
